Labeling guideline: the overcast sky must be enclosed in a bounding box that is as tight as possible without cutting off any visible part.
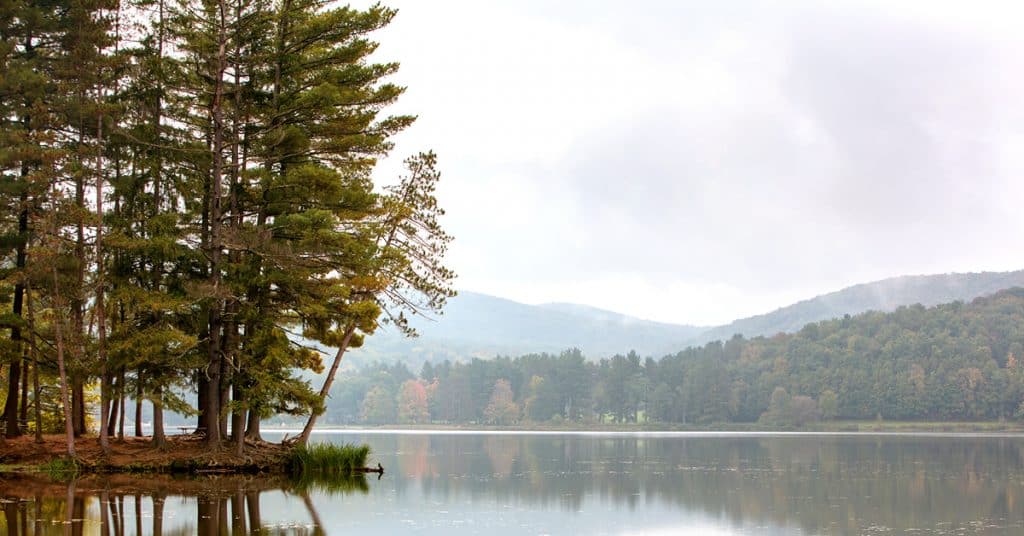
[357,0,1024,326]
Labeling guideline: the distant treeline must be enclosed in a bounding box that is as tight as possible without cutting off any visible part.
[327,288,1024,426]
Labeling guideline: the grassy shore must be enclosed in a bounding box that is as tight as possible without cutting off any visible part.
[287,443,371,477]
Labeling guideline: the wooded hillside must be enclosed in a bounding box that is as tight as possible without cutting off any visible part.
[327,289,1024,426]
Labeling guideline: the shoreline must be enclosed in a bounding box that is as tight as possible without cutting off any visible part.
[258,420,1024,435]
[5,420,1021,475]
[0,434,292,476]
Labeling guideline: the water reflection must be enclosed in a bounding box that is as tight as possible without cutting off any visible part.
[0,473,367,536]
[5,435,1024,535]
[313,433,1024,534]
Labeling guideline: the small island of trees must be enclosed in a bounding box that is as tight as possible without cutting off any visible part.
[0,0,453,468]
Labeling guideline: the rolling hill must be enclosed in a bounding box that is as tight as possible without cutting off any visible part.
[346,291,707,368]
[346,270,1024,368]
[690,270,1024,346]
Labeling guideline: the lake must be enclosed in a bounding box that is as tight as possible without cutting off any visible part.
[2,431,1023,534]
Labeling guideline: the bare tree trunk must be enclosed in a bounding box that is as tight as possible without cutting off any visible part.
[197,497,216,535]
[116,494,125,536]
[231,488,246,535]
[106,376,119,437]
[52,261,76,458]
[2,493,19,534]
[245,490,260,533]
[298,326,357,444]
[97,113,111,455]
[100,490,111,536]
[152,492,165,535]
[301,491,325,536]
[134,494,142,536]
[218,497,229,536]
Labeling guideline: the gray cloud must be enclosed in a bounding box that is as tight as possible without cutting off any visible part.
[365,0,1024,324]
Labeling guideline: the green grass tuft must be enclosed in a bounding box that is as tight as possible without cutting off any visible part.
[286,442,371,478]
[39,458,80,479]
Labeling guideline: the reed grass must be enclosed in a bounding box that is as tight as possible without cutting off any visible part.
[286,442,371,478]
[39,458,80,479]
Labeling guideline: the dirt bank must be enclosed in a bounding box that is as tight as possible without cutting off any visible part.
[0,434,289,474]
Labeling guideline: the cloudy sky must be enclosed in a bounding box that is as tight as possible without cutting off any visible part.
[358,0,1024,326]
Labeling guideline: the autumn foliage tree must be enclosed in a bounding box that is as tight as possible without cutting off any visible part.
[484,379,518,425]
[397,380,429,424]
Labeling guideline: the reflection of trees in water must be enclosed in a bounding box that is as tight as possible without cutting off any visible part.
[397,434,432,478]
[0,474,366,536]
[382,435,1024,534]
[6,437,1024,535]
[484,435,519,478]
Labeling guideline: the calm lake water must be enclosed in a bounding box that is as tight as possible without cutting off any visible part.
[2,431,1024,535]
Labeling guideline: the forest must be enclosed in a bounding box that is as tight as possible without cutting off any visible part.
[324,289,1024,427]
[0,0,452,455]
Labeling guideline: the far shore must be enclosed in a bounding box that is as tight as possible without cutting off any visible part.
[4,420,1022,476]
[255,420,1024,435]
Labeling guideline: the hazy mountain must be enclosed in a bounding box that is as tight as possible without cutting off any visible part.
[689,270,1024,346]
[346,270,1024,369]
[347,291,706,368]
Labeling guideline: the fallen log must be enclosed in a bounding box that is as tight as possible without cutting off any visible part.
[353,463,384,475]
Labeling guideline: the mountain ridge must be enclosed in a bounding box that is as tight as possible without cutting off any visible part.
[348,269,1024,368]
[688,269,1024,347]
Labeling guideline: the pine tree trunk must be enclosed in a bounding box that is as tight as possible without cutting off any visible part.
[4,359,21,438]
[97,113,111,455]
[196,373,208,435]
[4,163,30,439]
[134,376,143,437]
[52,263,76,457]
[245,406,261,442]
[232,383,245,455]
[73,119,87,438]
[106,381,119,438]
[218,353,230,439]
[152,386,166,448]
[72,381,85,436]
[117,369,125,439]
[204,0,231,449]
[27,285,41,443]
[18,356,28,428]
